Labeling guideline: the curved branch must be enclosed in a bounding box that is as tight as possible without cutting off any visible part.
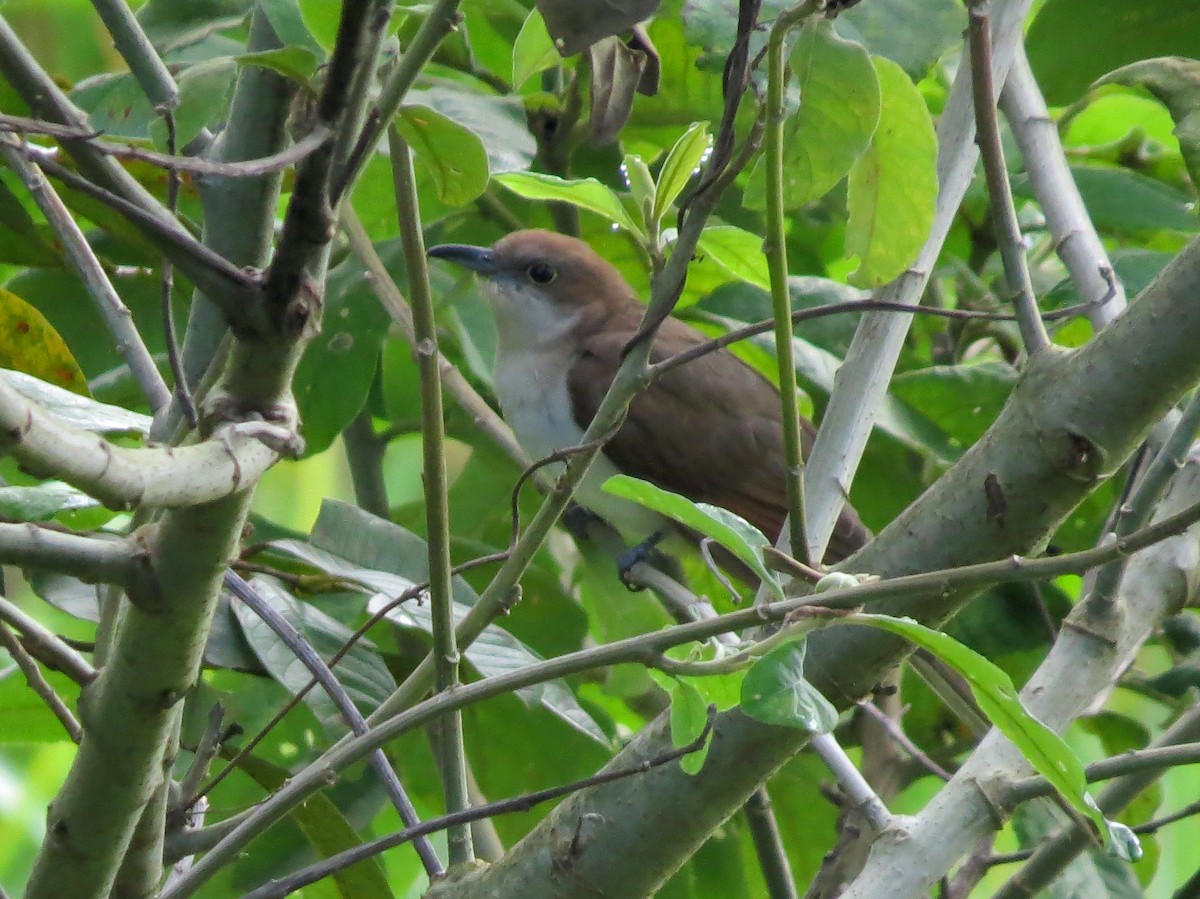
[0,377,285,509]
[0,523,135,587]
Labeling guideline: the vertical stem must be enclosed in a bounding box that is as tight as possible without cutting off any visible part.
[88,0,180,112]
[764,5,818,565]
[966,1,1050,356]
[389,126,472,863]
[744,789,799,899]
[344,406,390,518]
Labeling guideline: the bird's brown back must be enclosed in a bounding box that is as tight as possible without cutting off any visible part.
[568,306,870,563]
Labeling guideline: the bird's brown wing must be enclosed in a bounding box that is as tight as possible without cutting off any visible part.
[568,314,870,563]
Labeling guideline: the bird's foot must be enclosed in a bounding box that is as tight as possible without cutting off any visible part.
[617,531,668,591]
[562,504,603,542]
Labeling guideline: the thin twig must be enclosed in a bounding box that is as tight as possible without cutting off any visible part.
[857,700,952,781]
[26,149,264,327]
[0,594,96,685]
[811,732,892,833]
[223,573,443,878]
[389,124,471,865]
[744,788,800,899]
[763,1,823,565]
[966,1,1050,355]
[0,116,331,176]
[158,110,199,429]
[1085,389,1200,614]
[650,298,1091,379]
[0,620,82,742]
[239,708,717,899]
[1000,49,1127,328]
[89,0,180,113]
[0,137,170,411]
[160,492,1200,897]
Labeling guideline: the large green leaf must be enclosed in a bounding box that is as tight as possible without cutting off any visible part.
[0,289,88,395]
[237,752,395,899]
[0,177,62,268]
[495,171,645,237]
[849,613,1136,857]
[890,362,1019,451]
[292,243,395,456]
[740,640,838,733]
[1028,0,1200,104]
[396,104,490,206]
[696,225,769,291]
[0,667,81,744]
[279,500,610,745]
[512,8,559,89]
[231,576,397,733]
[1093,58,1200,190]
[602,474,784,597]
[1013,165,1197,234]
[744,19,880,210]
[844,56,937,288]
[408,87,535,175]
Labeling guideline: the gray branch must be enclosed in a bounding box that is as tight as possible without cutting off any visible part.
[0,377,285,509]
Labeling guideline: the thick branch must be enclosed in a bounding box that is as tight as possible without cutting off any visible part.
[428,233,1200,898]
[0,378,284,509]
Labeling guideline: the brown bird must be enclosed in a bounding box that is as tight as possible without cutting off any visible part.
[428,229,869,568]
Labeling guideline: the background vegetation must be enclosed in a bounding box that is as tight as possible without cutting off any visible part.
[1,0,1200,897]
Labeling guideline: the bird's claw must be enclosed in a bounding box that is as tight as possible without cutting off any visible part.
[617,531,667,592]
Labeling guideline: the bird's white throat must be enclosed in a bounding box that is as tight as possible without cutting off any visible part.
[482,279,664,543]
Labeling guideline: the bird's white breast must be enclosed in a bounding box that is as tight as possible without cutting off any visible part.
[486,285,663,543]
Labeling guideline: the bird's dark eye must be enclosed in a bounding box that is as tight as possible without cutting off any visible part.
[527,262,556,284]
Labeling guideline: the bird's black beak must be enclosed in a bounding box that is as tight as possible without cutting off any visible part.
[427,243,496,276]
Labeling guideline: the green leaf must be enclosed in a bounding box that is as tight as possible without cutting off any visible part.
[150,57,236,149]
[0,288,88,395]
[292,244,394,456]
[236,45,322,85]
[494,171,645,237]
[697,225,770,291]
[1,369,150,435]
[744,19,880,210]
[890,361,1019,451]
[237,753,396,899]
[282,500,610,746]
[740,640,838,733]
[622,153,657,227]
[845,56,937,288]
[669,679,712,774]
[231,576,397,734]
[834,0,963,77]
[396,104,490,206]
[850,613,1137,857]
[259,0,327,56]
[0,666,81,743]
[409,87,536,175]
[1093,58,1200,190]
[1027,0,1200,104]
[1014,166,1197,234]
[297,0,341,53]
[601,474,784,597]
[512,8,559,89]
[652,121,712,225]
[0,481,103,524]
[0,177,61,268]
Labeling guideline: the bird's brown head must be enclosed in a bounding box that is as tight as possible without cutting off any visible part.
[428,230,635,347]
